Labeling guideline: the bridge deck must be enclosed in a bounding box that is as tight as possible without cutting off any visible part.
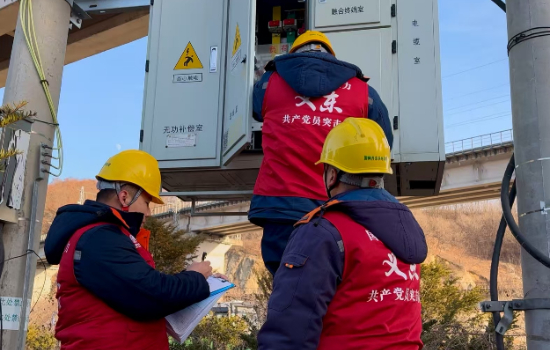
[151,130,515,236]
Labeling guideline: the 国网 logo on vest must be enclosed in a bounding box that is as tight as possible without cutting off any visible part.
[364,156,388,161]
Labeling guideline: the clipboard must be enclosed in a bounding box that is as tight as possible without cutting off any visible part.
[165,276,236,343]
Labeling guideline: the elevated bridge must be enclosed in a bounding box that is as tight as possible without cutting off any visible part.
[152,130,515,236]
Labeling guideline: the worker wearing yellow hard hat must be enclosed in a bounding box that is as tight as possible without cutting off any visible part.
[289,30,336,55]
[95,149,165,208]
[316,117,393,196]
[44,149,222,350]
[250,30,393,276]
[258,118,426,350]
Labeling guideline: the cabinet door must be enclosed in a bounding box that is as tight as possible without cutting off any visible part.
[221,0,256,165]
[314,0,392,29]
[142,0,225,167]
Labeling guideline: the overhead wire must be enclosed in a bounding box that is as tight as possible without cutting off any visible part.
[446,94,510,113]
[446,83,509,101]
[446,98,510,116]
[445,111,510,128]
[443,58,507,79]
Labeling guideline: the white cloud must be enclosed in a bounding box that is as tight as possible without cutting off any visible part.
[116,144,121,151]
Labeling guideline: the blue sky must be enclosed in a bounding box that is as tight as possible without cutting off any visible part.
[0,0,510,180]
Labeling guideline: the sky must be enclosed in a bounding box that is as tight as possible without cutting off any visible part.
[0,0,511,180]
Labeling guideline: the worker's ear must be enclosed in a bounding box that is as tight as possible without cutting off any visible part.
[324,166,338,188]
[117,189,130,207]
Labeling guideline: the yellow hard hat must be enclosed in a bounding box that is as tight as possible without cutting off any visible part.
[290,30,335,56]
[316,118,393,175]
[96,150,164,204]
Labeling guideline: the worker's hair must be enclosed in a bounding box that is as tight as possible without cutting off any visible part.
[96,183,141,203]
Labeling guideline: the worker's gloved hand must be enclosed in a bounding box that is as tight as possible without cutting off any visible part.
[187,261,213,279]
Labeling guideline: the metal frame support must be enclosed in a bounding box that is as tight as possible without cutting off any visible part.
[64,0,88,29]
[72,0,150,14]
[65,0,150,28]
[480,298,550,334]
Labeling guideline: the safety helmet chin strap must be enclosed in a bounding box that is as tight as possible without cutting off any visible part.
[97,180,143,212]
[324,165,384,198]
[324,166,344,198]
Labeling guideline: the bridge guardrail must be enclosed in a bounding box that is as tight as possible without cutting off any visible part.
[146,130,517,217]
[445,129,513,154]
[151,200,219,216]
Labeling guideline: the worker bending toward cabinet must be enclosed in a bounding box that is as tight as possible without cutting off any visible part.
[258,118,425,350]
[249,30,394,275]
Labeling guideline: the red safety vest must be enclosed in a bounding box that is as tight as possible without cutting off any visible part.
[55,214,168,350]
[311,210,423,350]
[254,72,368,200]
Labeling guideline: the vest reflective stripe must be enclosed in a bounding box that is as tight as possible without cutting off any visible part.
[55,223,168,350]
[318,211,423,350]
[254,72,369,200]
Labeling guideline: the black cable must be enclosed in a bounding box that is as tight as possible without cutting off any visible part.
[508,27,550,53]
[3,252,32,263]
[491,177,516,350]
[487,2,506,348]
[29,250,48,315]
[491,0,506,12]
[30,119,59,127]
[501,154,550,268]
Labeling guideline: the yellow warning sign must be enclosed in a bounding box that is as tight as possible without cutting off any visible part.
[174,42,203,70]
[232,24,242,56]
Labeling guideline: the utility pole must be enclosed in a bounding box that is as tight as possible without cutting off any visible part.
[0,0,70,348]
[506,0,550,348]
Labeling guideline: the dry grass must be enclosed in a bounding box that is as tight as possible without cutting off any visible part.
[415,201,521,266]
[416,202,524,297]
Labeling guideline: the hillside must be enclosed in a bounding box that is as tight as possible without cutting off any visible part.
[38,181,524,299]
[32,181,526,345]
[415,203,523,299]
[41,178,176,234]
[41,179,97,234]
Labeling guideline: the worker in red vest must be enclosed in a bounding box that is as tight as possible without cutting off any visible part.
[44,150,218,350]
[249,30,393,275]
[258,118,426,350]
